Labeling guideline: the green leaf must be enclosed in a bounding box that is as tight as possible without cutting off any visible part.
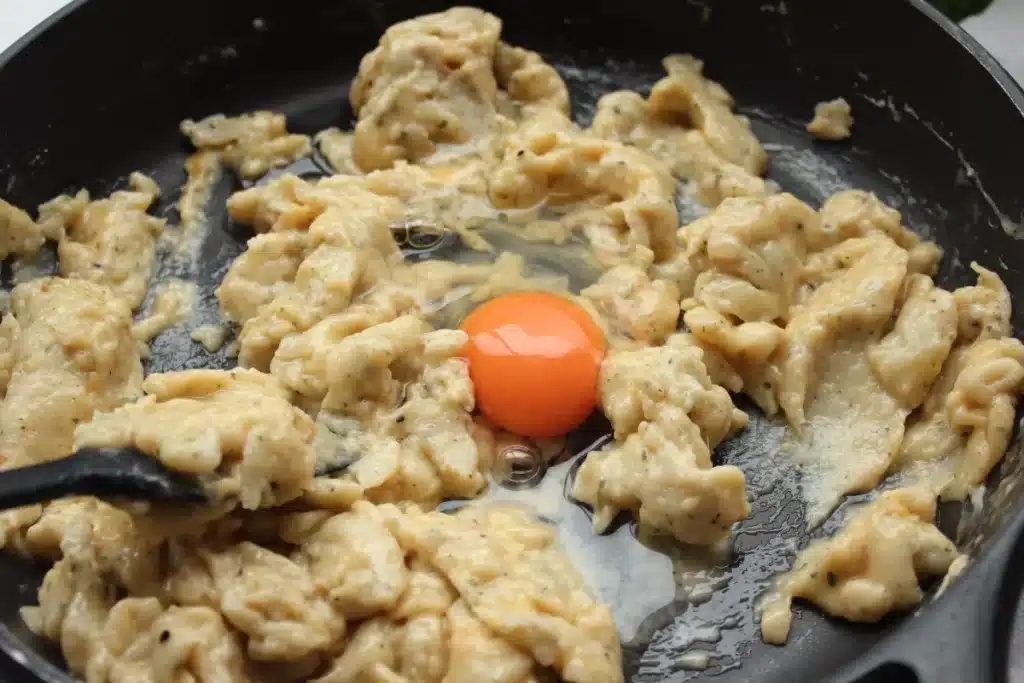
[929,0,996,22]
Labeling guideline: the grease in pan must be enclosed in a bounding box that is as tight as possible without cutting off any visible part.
[0,5,1020,683]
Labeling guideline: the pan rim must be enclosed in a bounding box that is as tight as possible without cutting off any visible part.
[0,1,1022,682]
[0,0,88,74]
[908,0,1024,101]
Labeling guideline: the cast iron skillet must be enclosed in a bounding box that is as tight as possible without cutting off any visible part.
[1,0,1024,682]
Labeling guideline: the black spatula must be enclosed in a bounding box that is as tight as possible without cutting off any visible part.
[0,447,358,510]
[0,447,207,509]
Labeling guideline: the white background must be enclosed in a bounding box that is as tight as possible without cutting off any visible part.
[2,0,1024,680]
[0,0,68,53]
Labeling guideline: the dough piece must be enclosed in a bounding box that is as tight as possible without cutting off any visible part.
[867,275,958,409]
[677,193,815,412]
[779,234,908,427]
[349,8,571,171]
[49,174,165,310]
[173,149,222,258]
[383,502,623,683]
[301,317,488,509]
[24,569,256,683]
[0,277,143,469]
[581,264,680,344]
[0,199,45,260]
[572,334,749,545]
[812,190,941,275]
[896,264,1024,500]
[316,128,362,176]
[269,254,560,407]
[760,488,958,644]
[181,111,311,179]
[237,244,385,370]
[781,235,910,523]
[592,55,768,206]
[350,7,504,171]
[75,368,316,510]
[494,41,571,117]
[132,279,196,343]
[217,231,308,324]
[489,111,678,268]
[807,97,853,141]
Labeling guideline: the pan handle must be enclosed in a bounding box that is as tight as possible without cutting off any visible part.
[827,506,1024,683]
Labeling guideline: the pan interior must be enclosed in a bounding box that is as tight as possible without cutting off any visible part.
[1,1,1024,682]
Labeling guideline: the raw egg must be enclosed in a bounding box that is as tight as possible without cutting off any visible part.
[460,291,606,438]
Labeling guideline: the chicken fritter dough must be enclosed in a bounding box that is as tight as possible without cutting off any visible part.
[24,566,254,683]
[807,97,853,141]
[760,488,959,644]
[592,55,768,206]
[223,162,571,380]
[132,279,196,345]
[867,274,958,409]
[572,334,750,545]
[0,276,145,561]
[181,111,312,180]
[238,243,389,370]
[350,8,504,171]
[28,501,623,683]
[489,111,679,267]
[349,7,570,172]
[670,184,1017,527]
[173,149,222,259]
[316,128,362,176]
[385,503,622,683]
[896,264,1024,500]
[494,41,571,117]
[301,316,490,510]
[814,190,941,275]
[75,369,317,510]
[0,199,46,261]
[669,190,955,523]
[41,174,165,311]
[582,264,681,345]
[217,231,309,324]
[677,193,814,413]
[218,164,504,366]
[0,277,143,469]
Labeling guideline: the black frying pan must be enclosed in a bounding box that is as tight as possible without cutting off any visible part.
[2,1,1024,682]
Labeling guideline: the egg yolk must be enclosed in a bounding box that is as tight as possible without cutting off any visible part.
[460,291,607,438]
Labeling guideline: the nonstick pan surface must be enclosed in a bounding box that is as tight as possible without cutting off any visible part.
[2,1,1024,682]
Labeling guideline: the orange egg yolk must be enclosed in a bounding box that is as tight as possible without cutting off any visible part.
[460,291,607,438]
